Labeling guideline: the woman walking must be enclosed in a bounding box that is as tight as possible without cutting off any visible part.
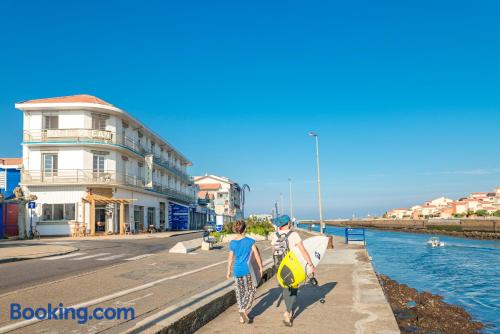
[226,221,264,324]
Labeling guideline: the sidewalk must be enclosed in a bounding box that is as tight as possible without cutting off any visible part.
[0,229,202,243]
[0,243,78,263]
[196,235,400,334]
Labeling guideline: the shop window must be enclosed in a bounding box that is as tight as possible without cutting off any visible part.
[41,203,76,221]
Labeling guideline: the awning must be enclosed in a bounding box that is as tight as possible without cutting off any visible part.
[83,194,135,204]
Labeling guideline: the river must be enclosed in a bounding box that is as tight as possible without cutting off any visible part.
[299,224,500,333]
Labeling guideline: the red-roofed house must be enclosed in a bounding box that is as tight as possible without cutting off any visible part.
[193,175,242,218]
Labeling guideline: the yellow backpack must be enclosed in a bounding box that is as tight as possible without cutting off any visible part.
[277,248,307,288]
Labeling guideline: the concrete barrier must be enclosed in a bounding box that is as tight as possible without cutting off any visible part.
[169,238,203,254]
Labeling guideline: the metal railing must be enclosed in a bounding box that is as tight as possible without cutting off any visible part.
[22,169,195,203]
[23,129,191,181]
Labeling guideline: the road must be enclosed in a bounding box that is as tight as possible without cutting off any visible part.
[0,232,203,294]
[0,234,274,334]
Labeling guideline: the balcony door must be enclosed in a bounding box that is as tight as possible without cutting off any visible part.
[43,115,58,130]
[93,154,106,181]
[42,153,58,179]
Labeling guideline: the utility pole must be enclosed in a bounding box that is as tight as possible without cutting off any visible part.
[309,132,325,234]
[280,193,284,217]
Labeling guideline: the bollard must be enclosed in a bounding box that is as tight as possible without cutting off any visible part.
[327,236,334,249]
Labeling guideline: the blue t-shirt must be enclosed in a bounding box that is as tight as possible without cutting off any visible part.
[229,237,255,277]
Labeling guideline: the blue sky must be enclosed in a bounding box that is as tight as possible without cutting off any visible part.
[1,0,499,218]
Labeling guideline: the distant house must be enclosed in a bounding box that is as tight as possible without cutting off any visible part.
[0,158,22,238]
[451,201,468,215]
[424,197,453,208]
[386,208,410,219]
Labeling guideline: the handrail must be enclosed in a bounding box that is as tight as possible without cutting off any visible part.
[344,227,366,245]
[22,169,195,203]
[23,129,191,180]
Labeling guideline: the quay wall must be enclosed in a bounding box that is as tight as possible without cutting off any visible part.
[301,219,499,233]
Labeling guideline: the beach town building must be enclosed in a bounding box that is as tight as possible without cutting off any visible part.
[194,174,242,220]
[16,94,197,236]
[0,158,22,238]
[386,186,500,219]
[386,208,411,219]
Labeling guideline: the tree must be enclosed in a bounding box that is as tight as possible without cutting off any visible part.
[492,210,500,218]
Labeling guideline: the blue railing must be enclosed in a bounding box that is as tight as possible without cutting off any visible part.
[344,227,366,245]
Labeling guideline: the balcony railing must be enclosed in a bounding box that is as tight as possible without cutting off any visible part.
[22,169,195,203]
[23,129,191,181]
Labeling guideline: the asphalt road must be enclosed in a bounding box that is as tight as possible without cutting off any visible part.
[0,232,203,294]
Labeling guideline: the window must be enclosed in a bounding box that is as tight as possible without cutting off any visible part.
[92,116,106,130]
[93,155,105,173]
[41,204,75,221]
[43,115,58,129]
[42,153,58,176]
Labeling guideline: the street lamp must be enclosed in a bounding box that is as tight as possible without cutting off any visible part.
[288,178,294,221]
[280,193,284,216]
[240,184,251,218]
[309,131,325,234]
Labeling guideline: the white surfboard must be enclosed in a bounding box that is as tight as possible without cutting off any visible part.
[291,236,329,276]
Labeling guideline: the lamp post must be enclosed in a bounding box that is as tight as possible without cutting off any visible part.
[240,184,250,218]
[309,132,325,234]
[280,193,284,216]
[288,178,294,221]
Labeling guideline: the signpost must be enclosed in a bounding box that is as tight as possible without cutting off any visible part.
[28,202,36,236]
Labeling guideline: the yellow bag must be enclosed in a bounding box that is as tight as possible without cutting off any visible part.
[277,251,307,288]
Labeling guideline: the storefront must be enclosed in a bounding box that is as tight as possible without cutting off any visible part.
[168,202,189,230]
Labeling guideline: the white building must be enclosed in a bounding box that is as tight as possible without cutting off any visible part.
[17,94,196,236]
[194,174,242,219]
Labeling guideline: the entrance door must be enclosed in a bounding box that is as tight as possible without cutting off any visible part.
[95,206,106,233]
[147,207,155,229]
[159,202,165,231]
[134,205,144,232]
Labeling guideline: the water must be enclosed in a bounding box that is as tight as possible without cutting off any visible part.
[299,224,500,333]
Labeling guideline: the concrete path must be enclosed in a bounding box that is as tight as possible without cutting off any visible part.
[197,236,400,334]
[0,243,77,263]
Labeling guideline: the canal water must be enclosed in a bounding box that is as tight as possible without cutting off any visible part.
[300,224,499,333]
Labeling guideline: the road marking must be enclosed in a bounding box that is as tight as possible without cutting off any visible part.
[72,253,111,260]
[96,254,128,261]
[125,254,154,261]
[116,293,154,307]
[42,252,87,260]
[0,259,228,334]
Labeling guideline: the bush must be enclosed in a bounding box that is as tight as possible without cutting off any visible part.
[493,210,500,218]
[222,217,274,236]
[475,210,489,217]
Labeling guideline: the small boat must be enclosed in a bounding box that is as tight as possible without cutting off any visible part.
[427,237,445,247]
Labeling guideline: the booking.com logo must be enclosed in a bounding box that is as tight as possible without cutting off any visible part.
[10,303,135,324]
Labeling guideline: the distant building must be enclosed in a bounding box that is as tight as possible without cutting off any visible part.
[0,158,22,238]
[386,208,410,219]
[194,174,242,219]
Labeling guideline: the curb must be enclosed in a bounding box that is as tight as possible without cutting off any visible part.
[127,259,276,334]
[0,246,79,264]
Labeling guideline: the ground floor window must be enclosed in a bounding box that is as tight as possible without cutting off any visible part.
[41,203,75,221]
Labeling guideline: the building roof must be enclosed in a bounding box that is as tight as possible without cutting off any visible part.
[18,94,114,107]
[194,175,237,185]
[198,183,222,190]
[0,158,22,166]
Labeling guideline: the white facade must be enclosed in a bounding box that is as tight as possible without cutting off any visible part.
[17,95,196,235]
[194,174,242,218]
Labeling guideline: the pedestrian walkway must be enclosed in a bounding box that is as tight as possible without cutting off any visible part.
[41,252,155,262]
[196,235,400,334]
[0,243,77,263]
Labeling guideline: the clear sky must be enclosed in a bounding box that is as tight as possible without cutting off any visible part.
[1,0,499,219]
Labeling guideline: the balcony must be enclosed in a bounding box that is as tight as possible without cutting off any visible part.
[23,129,191,181]
[22,169,195,204]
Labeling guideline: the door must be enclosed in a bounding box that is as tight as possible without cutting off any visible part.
[159,202,166,231]
[93,154,105,179]
[147,207,155,229]
[42,153,58,180]
[95,206,106,233]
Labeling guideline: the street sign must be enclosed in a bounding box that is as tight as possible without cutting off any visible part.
[28,202,36,209]
[215,224,223,232]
